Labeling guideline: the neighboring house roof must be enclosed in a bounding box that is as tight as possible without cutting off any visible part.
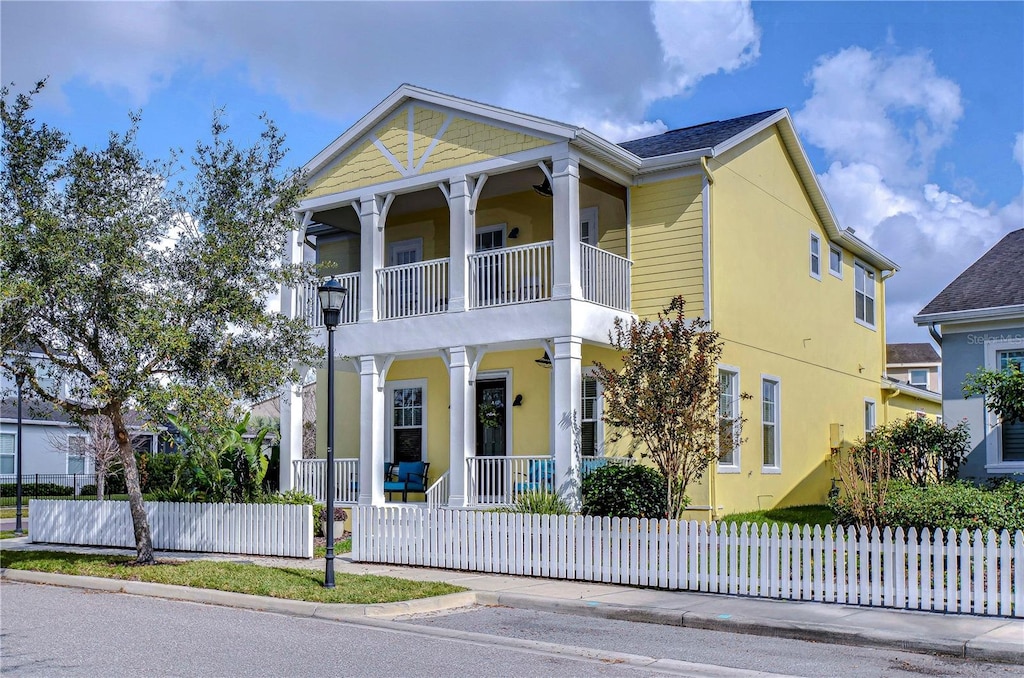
[617,110,782,158]
[915,229,1024,323]
[881,377,942,404]
[886,343,940,365]
[0,398,75,423]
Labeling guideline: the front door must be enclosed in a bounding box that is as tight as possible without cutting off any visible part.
[475,378,507,500]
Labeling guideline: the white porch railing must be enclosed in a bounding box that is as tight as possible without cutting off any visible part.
[377,258,449,320]
[425,471,450,511]
[302,273,360,328]
[465,455,634,506]
[580,242,632,312]
[468,241,552,309]
[292,459,359,504]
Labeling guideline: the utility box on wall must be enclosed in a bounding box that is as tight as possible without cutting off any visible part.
[829,423,844,448]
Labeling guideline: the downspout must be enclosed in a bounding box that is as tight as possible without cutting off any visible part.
[879,269,896,381]
[928,322,942,347]
[703,153,717,521]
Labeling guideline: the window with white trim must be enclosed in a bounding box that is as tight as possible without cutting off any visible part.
[761,377,780,470]
[389,382,426,463]
[0,433,14,474]
[997,350,1024,463]
[580,207,598,246]
[809,233,822,280]
[909,369,928,388]
[829,247,843,278]
[67,434,87,474]
[864,399,877,434]
[854,261,876,327]
[718,368,741,469]
[581,375,601,456]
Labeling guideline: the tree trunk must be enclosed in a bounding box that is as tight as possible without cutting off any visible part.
[110,406,154,564]
[97,471,105,501]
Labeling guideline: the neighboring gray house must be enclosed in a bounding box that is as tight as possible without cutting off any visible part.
[915,228,1024,480]
[886,342,941,394]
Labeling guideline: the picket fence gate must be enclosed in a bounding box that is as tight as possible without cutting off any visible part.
[353,506,1023,618]
[30,499,313,558]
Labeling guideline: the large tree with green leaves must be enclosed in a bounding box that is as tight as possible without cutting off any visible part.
[0,81,320,563]
[593,296,748,519]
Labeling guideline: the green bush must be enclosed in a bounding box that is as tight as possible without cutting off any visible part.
[880,480,1024,533]
[869,417,971,485]
[265,489,324,535]
[497,491,572,515]
[582,464,669,519]
[79,484,97,496]
[0,483,74,498]
[139,453,181,493]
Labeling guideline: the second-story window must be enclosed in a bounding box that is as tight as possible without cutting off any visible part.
[829,247,843,278]
[809,233,821,280]
[854,261,876,328]
[909,369,928,388]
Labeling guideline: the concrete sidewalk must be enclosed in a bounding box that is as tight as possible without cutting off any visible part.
[2,537,1021,664]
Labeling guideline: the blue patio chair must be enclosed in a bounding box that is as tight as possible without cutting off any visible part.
[384,461,430,502]
[515,458,554,493]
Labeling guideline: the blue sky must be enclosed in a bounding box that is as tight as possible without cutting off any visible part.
[2,1,1022,342]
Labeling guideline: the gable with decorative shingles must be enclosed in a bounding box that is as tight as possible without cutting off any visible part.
[307,104,552,199]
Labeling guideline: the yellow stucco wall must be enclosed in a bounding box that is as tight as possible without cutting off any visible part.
[707,126,889,515]
[628,175,705,319]
[306,106,551,200]
[885,392,942,423]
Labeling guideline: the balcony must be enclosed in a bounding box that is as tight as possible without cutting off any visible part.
[469,241,553,309]
[377,257,450,320]
[303,272,360,328]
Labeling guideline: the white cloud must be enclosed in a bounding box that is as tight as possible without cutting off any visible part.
[796,47,1021,342]
[1014,132,1024,168]
[796,47,962,187]
[1,1,760,142]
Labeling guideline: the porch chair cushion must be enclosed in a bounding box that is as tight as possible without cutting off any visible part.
[384,461,429,501]
[515,458,554,493]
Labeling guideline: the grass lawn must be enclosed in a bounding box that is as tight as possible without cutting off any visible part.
[1,530,25,539]
[314,538,352,559]
[720,504,836,530]
[0,507,28,519]
[0,550,463,604]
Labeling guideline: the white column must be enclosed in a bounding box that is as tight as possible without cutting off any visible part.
[447,346,475,507]
[278,226,305,491]
[358,356,386,505]
[358,196,383,323]
[551,155,581,300]
[448,177,474,313]
[552,335,582,510]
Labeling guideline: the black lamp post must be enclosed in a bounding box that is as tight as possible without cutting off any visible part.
[14,372,25,536]
[317,278,347,588]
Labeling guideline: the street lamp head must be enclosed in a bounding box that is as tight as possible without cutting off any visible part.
[317,278,348,328]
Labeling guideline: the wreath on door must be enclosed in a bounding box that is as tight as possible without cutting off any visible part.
[478,401,503,429]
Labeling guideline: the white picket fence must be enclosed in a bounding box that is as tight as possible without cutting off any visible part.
[31,499,313,558]
[353,507,1023,618]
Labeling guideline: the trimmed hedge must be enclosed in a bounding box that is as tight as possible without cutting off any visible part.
[832,480,1024,533]
[582,463,669,519]
[0,483,74,498]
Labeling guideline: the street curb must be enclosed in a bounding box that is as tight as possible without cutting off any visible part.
[478,591,1023,665]
[0,569,475,620]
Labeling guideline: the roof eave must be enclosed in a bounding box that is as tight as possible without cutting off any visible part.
[881,379,943,405]
[914,304,1024,326]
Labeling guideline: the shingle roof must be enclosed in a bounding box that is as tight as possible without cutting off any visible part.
[617,110,782,158]
[917,229,1024,317]
[886,343,940,365]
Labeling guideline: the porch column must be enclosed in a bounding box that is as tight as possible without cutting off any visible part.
[551,154,582,300]
[358,196,383,323]
[278,225,305,491]
[357,355,386,505]
[448,177,473,313]
[447,346,475,507]
[552,335,582,510]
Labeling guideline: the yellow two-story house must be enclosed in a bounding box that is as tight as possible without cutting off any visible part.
[279,84,911,518]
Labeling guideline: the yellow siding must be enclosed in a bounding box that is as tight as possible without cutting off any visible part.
[375,112,409,166]
[317,237,360,276]
[581,182,628,258]
[307,138,403,199]
[709,126,888,514]
[886,392,942,423]
[412,107,446,161]
[629,176,705,318]
[476,190,554,245]
[419,117,549,175]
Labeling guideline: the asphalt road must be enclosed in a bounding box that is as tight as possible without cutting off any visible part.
[401,606,1016,678]
[0,582,734,677]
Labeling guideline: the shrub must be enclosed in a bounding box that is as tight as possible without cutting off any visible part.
[581,464,669,518]
[0,483,75,497]
[79,484,97,496]
[265,489,324,535]
[497,491,571,515]
[875,480,1024,533]
[139,453,181,493]
[870,417,970,485]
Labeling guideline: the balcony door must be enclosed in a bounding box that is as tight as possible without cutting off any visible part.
[388,238,423,315]
[475,224,506,306]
